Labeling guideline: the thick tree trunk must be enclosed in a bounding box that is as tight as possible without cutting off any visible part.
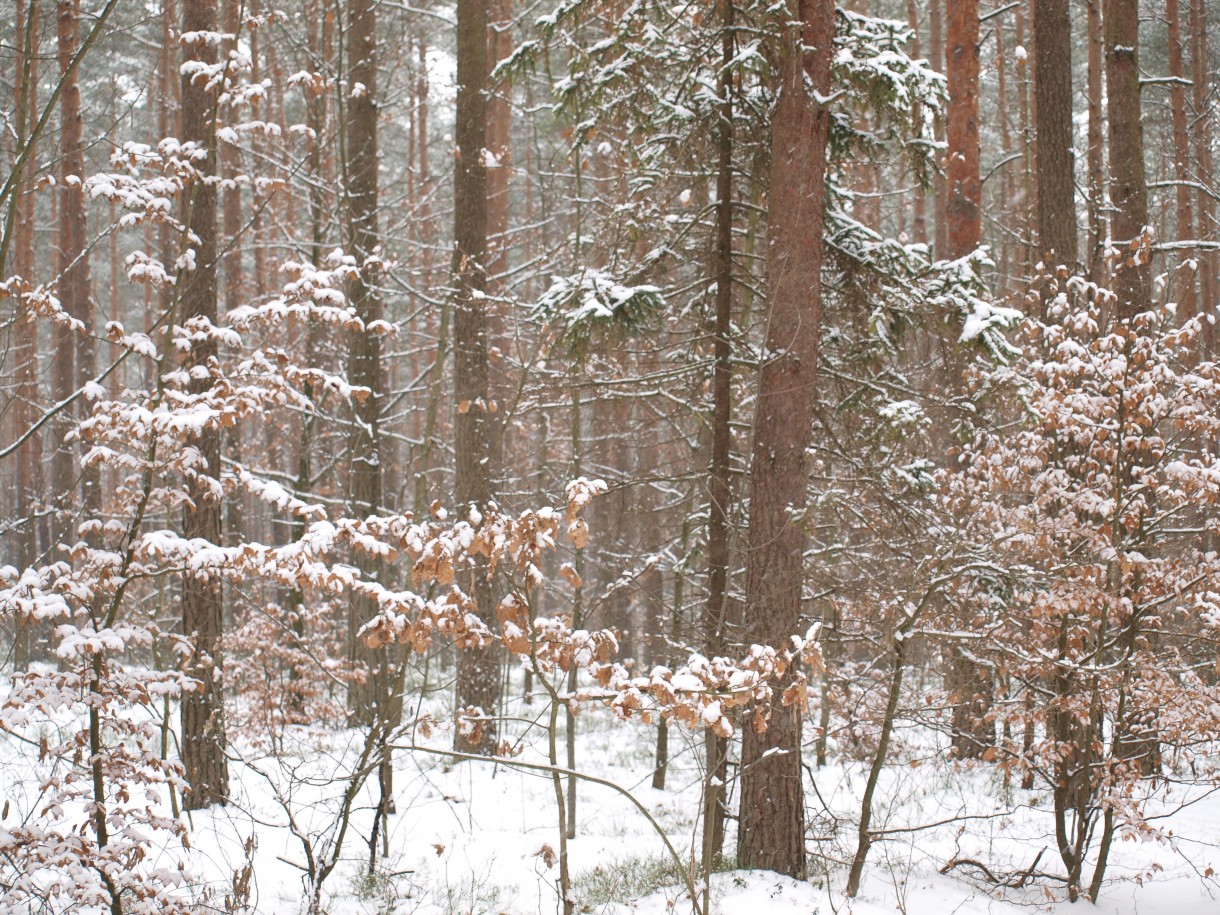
[1033,0,1077,281]
[736,0,833,879]
[179,0,229,810]
[1104,0,1151,321]
[945,0,980,259]
[453,0,501,755]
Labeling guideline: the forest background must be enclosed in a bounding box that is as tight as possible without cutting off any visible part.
[3,0,1220,912]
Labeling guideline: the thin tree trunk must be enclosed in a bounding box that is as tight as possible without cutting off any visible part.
[702,0,735,866]
[1167,0,1196,319]
[453,0,501,755]
[1086,0,1106,278]
[929,0,948,255]
[179,0,229,810]
[220,0,244,546]
[10,0,42,668]
[1104,0,1152,321]
[1190,0,1216,352]
[906,0,925,246]
[995,12,1013,295]
[55,0,97,535]
[736,0,833,879]
[486,0,512,295]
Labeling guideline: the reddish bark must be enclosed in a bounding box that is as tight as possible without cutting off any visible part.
[946,0,981,258]
[737,0,834,878]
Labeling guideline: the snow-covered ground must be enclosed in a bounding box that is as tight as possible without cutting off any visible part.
[167,683,1220,915]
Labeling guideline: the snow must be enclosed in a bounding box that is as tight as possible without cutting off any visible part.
[4,666,1211,915]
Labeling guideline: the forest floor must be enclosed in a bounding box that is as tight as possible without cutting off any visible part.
[174,678,1220,915]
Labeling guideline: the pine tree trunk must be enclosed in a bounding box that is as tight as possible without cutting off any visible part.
[453,0,501,755]
[179,0,229,810]
[929,0,948,256]
[1190,0,1216,353]
[220,0,244,545]
[905,0,925,246]
[1085,0,1106,278]
[55,0,97,534]
[995,13,1013,295]
[344,0,397,736]
[1167,0,1196,320]
[736,0,833,879]
[702,0,735,865]
[486,0,513,296]
[946,0,980,258]
[1033,0,1078,281]
[1104,0,1151,321]
[10,0,42,668]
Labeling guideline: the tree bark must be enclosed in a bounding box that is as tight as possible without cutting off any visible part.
[1104,0,1151,321]
[946,0,980,259]
[1190,0,1217,352]
[344,0,398,743]
[1167,0,1196,320]
[220,0,244,545]
[736,0,833,879]
[1033,0,1078,281]
[906,0,927,246]
[486,0,512,296]
[929,0,948,256]
[52,0,97,541]
[10,0,42,668]
[1085,0,1106,278]
[179,0,229,810]
[702,0,735,865]
[453,0,501,755]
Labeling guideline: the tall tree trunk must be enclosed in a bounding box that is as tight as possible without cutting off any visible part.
[907,0,926,246]
[344,0,396,729]
[486,0,512,296]
[1104,0,1151,321]
[1085,0,1106,278]
[929,0,948,255]
[1033,0,1078,284]
[1190,0,1217,352]
[946,0,981,258]
[995,11,1013,295]
[944,0,993,760]
[453,0,501,755]
[702,0,735,866]
[221,0,244,545]
[1015,2,1034,284]
[54,0,97,539]
[179,0,229,810]
[1167,0,1196,320]
[736,0,833,878]
[10,0,42,668]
